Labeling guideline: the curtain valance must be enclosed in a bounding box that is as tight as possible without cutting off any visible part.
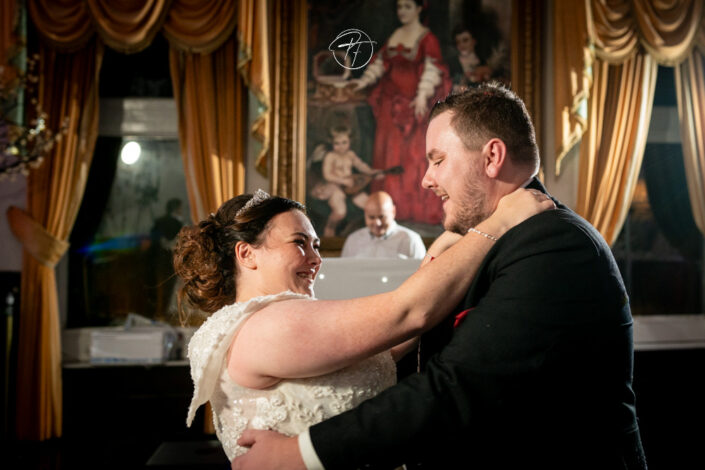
[590,0,704,65]
[28,0,237,55]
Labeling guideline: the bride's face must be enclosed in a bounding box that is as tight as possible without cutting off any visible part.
[252,210,322,297]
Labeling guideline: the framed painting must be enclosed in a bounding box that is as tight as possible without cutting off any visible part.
[270,0,543,253]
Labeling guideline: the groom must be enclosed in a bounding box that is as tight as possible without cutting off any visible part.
[231,83,647,469]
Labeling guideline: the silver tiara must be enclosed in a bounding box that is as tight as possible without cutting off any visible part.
[235,189,271,217]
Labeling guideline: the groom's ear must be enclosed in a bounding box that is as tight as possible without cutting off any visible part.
[482,138,507,179]
[235,241,257,270]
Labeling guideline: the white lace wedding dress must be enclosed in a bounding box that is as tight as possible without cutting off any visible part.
[186,291,397,459]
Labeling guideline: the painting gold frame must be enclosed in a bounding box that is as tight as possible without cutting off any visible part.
[270,0,543,254]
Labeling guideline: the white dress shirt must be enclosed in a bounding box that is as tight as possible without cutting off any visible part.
[340,222,426,259]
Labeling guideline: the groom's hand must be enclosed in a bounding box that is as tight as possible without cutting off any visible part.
[232,430,306,470]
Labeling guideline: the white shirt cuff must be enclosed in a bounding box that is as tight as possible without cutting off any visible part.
[298,430,325,470]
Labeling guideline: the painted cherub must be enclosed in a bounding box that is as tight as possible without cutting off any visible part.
[309,125,383,236]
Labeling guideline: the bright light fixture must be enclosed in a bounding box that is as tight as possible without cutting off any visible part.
[120,141,141,165]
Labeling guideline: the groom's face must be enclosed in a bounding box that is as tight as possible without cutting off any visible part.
[423,111,492,234]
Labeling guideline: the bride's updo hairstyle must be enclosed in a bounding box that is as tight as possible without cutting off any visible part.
[173,192,306,324]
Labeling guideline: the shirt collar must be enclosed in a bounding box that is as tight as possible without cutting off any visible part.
[369,220,398,240]
[520,176,534,188]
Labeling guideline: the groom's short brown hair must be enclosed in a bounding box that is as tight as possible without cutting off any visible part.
[431,82,540,174]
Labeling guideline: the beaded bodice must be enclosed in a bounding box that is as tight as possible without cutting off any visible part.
[186,291,396,459]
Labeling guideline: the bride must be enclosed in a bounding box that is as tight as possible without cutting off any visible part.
[173,188,553,459]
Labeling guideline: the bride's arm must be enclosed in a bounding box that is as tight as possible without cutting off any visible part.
[389,230,463,361]
[229,189,554,388]
[421,230,463,266]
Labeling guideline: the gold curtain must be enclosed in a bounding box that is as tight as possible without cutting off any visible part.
[169,35,245,222]
[631,0,702,65]
[164,0,243,221]
[88,0,171,54]
[576,54,657,245]
[552,0,591,175]
[675,24,705,235]
[571,0,703,245]
[30,0,257,224]
[30,0,184,55]
[237,0,271,175]
[9,39,103,440]
[163,0,236,53]
[27,0,94,52]
[18,0,268,440]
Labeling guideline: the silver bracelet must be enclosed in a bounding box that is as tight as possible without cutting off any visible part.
[467,227,498,241]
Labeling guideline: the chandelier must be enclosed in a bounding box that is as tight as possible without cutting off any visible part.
[0,54,68,181]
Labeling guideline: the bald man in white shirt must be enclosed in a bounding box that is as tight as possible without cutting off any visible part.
[341,191,426,260]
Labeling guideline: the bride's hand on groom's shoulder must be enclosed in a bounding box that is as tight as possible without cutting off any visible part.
[232,430,305,470]
[486,187,556,237]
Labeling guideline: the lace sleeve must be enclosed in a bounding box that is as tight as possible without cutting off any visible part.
[185,291,312,426]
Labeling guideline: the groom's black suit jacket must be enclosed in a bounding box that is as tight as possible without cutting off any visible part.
[309,179,647,469]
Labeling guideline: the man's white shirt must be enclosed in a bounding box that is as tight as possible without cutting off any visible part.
[341,221,426,259]
[299,430,325,470]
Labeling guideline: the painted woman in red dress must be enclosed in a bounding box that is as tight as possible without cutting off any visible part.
[351,0,451,225]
